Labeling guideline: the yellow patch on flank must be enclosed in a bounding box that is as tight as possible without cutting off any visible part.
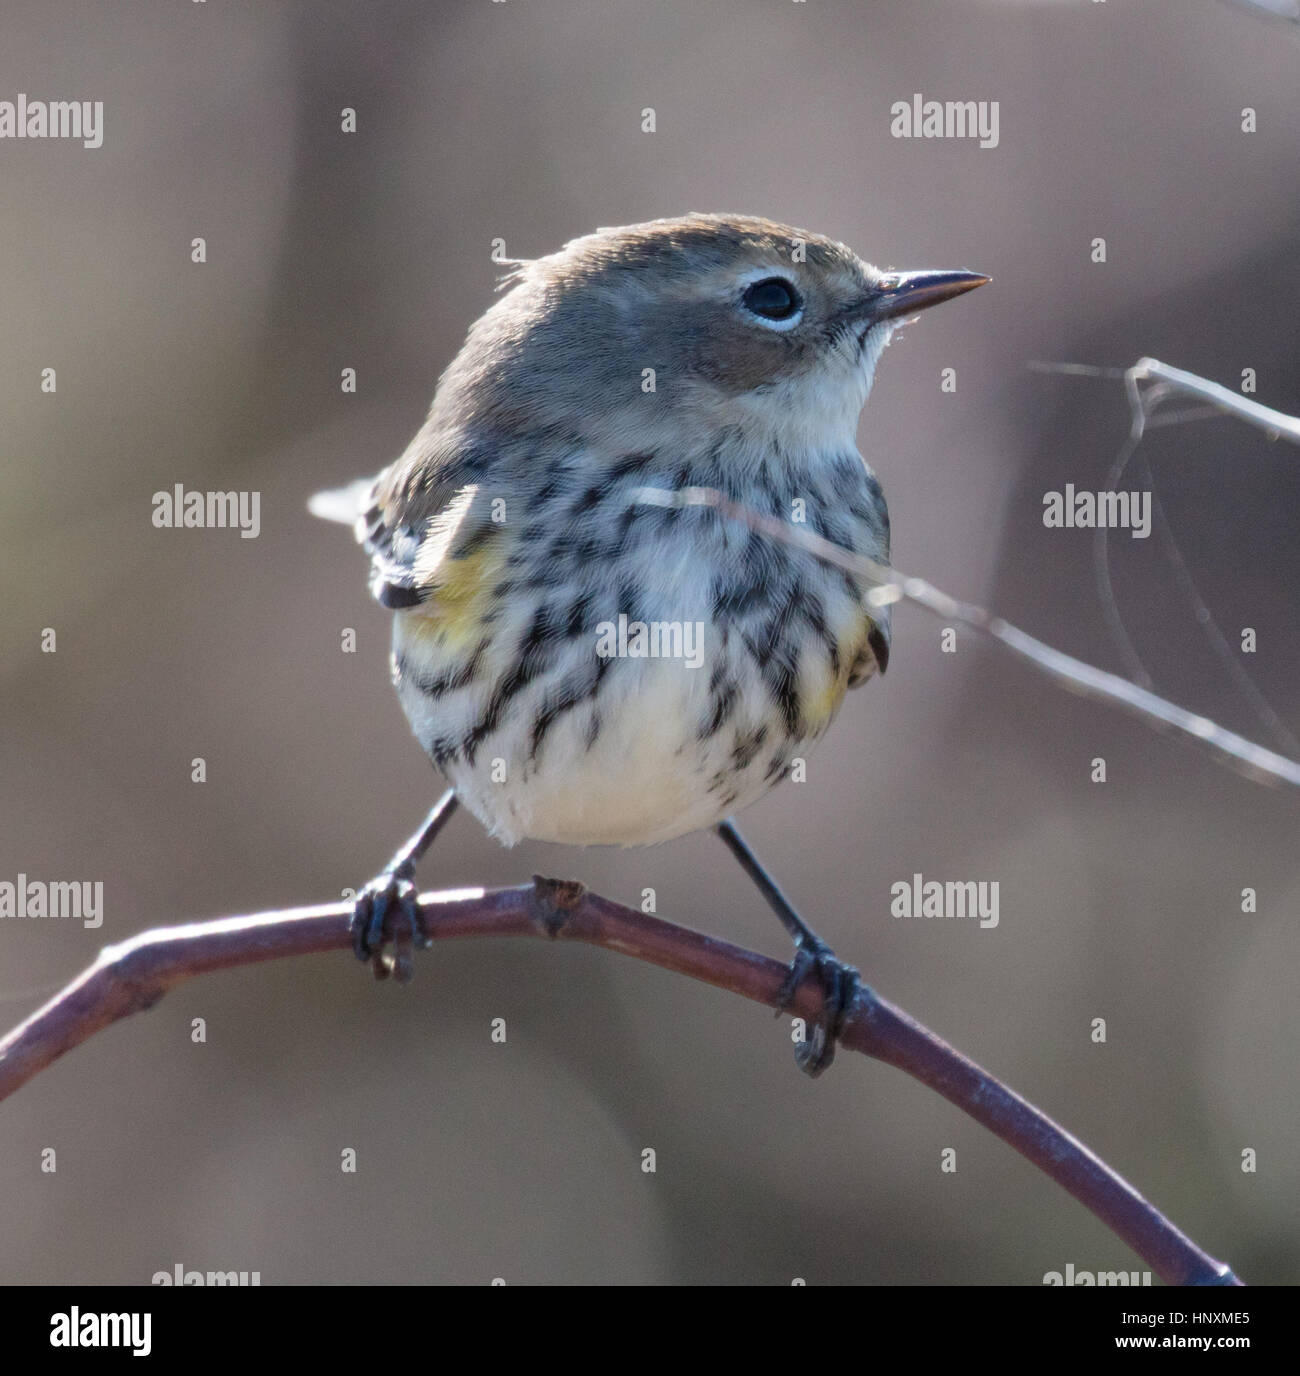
[801,666,850,734]
[401,540,505,651]
[800,611,876,732]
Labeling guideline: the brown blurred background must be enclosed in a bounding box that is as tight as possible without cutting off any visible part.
[1,0,1298,1285]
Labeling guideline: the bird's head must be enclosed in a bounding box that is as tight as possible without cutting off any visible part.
[434,213,988,457]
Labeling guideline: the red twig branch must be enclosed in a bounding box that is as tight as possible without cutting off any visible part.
[0,879,1242,1287]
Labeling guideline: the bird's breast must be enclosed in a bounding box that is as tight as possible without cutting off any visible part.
[389,446,887,845]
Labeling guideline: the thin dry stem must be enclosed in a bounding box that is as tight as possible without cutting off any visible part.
[0,881,1241,1287]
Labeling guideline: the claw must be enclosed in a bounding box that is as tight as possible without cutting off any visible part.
[777,942,860,1077]
[350,869,427,982]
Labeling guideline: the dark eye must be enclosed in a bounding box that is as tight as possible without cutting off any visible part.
[742,277,801,321]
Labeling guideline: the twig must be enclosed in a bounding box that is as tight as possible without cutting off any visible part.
[1030,356,1300,755]
[1127,357,1300,445]
[635,484,1300,789]
[1103,361,1300,756]
[1027,357,1300,443]
[0,882,1241,1286]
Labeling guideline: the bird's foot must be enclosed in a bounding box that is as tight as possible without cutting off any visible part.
[351,866,428,983]
[776,940,860,1077]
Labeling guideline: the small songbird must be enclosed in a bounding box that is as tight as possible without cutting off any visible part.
[312,213,986,1073]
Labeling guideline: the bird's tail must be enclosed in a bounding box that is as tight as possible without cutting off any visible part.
[307,477,373,528]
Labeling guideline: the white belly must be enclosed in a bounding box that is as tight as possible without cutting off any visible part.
[393,606,860,848]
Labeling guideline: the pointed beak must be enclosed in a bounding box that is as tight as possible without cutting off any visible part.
[856,269,990,326]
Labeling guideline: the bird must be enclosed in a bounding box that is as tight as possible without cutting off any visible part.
[311,213,987,1074]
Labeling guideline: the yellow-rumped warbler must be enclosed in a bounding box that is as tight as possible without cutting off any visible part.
[312,213,986,1072]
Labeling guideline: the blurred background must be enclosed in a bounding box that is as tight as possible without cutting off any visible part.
[1,0,1297,1285]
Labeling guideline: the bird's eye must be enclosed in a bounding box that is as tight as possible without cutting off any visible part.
[742,277,801,322]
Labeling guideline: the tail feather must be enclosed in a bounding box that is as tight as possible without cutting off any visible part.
[308,477,374,528]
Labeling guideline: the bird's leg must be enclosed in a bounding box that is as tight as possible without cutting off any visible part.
[352,790,459,982]
[715,818,859,1076]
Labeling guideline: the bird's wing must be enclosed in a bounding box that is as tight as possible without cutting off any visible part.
[848,605,891,685]
[310,439,495,611]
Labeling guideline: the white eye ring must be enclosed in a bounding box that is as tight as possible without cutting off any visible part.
[737,269,804,331]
